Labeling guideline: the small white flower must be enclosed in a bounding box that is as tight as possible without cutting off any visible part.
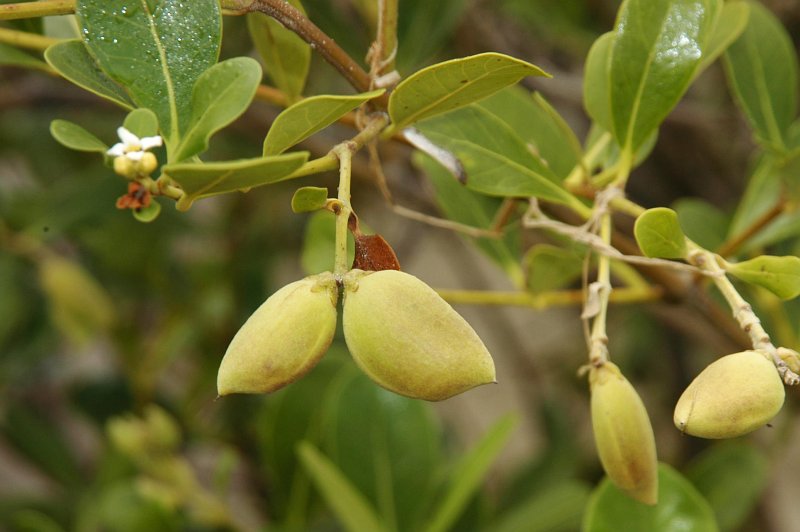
[107,127,162,160]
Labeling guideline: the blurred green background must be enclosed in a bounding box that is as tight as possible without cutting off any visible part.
[2,0,800,530]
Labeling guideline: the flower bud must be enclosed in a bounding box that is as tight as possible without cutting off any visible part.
[217,273,338,395]
[113,156,135,178]
[138,152,158,175]
[342,269,495,401]
[674,350,784,439]
[590,362,658,505]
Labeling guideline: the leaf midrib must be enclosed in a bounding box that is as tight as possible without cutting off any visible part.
[141,0,179,145]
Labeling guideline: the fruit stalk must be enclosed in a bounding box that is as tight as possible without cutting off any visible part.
[688,246,800,385]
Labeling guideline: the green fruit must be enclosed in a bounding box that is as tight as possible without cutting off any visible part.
[217,273,338,395]
[590,362,658,505]
[342,269,496,401]
[674,350,785,439]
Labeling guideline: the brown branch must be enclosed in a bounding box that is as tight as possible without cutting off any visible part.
[249,0,389,109]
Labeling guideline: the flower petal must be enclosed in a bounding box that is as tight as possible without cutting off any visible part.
[140,135,163,151]
[107,143,126,157]
[117,127,140,147]
[126,150,145,161]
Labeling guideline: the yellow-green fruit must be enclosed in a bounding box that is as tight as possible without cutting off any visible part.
[217,273,338,396]
[674,350,784,439]
[590,362,658,505]
[342,269,495,401]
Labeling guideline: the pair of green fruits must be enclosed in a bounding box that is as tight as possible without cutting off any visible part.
[217,269,496,401]
[591,350,785,505]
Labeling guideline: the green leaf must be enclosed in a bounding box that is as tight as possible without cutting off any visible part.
[685,442,768,532]
[388,52,549,131]
[247,1,310,101]
[416,106,582,209]
[610,0,721,152]
[76,0,222,146]
[44,40,134,109]
[318,368,443,532]
[583,463,718,532]
[423,415,517,532]
[50,119,108,153]
[414,152,523,286]
[492,480,591,532]
[726,255,800,300]
[298,441,387,532]
[478,88,583,180]
[395,0,470,70]
[264,90,385,156]
[123,108,159,138]
[673,198,729,251]
[132,200,161,223]
[0,42,49,71]
[291,186,329,213]
[695,1,750,76]
[583,32,614,133]
[524,244,584,295]
[174,57,262,161]
[634,207,688,259]
[728,155,781,239]
[723,1,797,152]
[164,152,309,207]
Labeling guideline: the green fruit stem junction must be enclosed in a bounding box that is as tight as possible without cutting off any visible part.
[688,246,800,386]
[330,113,390,279]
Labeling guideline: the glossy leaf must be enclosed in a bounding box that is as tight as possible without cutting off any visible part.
[76,0,222,145]
[423,415,517,532]
[122,108,159,138]
[414,153,523,286]
[174,57,262,161]
[164,152,308,206]
[298,442,387,532]
[264,90,384,156]
[416,106,582,208]
[610,0,720,152]
[478,88,583,180]
[247,0,310,101]
[726,255,800,300]
[291,186,329,213]
[583,32,614,132]
[634,207,688,259]
[673,198,729,251]
[696,1,750,76]
[524,244,584,295]
[389,52,549,131]
[44,40,134,109]
[0,42,49,70]
[723,1,797,151]
[686,443,768,531]
[583,463,718,532]
[50,119,108,153]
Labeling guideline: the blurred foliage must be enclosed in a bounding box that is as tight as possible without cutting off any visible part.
[1,1,800,531]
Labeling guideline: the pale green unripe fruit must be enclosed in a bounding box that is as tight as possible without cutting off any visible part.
[590,362,658,506]
[342,269,496,401]
[674,350,785,439]
[217,273,338,396]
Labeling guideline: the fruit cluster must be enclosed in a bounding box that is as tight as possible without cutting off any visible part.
[217,269,496,401]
